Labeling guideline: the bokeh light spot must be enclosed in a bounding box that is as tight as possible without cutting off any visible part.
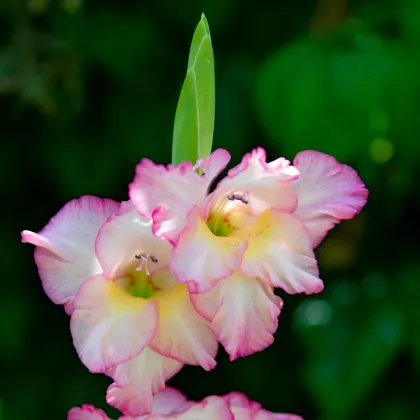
[295,300,333,327]
[369,137,394,164]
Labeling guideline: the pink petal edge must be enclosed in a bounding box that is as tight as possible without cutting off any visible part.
[292,150,368,247]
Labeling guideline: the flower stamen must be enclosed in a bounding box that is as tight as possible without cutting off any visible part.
[227,192,249,205]
[135,253,158,275]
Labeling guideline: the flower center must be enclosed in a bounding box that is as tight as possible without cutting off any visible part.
[127,268,154,298]
[135,253,158,275]
[117,254,159,299]
[206,191,252,237]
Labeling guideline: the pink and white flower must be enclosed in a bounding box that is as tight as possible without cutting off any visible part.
[22,197,218,416]
[68,387,303,419]
[129,148,368,360]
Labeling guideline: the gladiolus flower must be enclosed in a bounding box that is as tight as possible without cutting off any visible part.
[68,387,303,419]
[22,197,218,416]
[129,148,368,360]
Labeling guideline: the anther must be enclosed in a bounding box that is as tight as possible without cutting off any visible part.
[227,193,249,205]
[135,254,150,274]
[134,253,158,275]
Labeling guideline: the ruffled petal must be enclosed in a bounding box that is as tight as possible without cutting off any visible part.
[95,202,171,280]
[21,196,119,312]
[150,282,218,370]
[107,347,183,416]
[214,148,298,216]
[255,411,304,420]
[223,393,304,420]
[293,150,368,247]
[149,396,233,420]
[147,387,193,415]
[129,149,230,244]
[170,207,248,293]
[122,387,193,419]
[192,274,282,361]
[233,210,323,295]
[67,405,111,420]
[223,392,261,419]
[201,148,231,181]
[70,275,158,372]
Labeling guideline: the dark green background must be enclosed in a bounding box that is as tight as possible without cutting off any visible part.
[2,0,420,419]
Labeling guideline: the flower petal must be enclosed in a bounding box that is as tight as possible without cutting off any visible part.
[293,150,368,247]
[71,275,158,372]
[150,282,218,370]
[170,207,248,293]
[223,392,261,419]
[147,387,193,415]
[214,148,298,216]
[129,149,230,244]
[95,202,171,280]
[201,148,231,180]
[67,405,111,420]
[192,274,283,361]
[255,411,304,420]
[223,393,304,420]
[107,347,183,416]
[21,196,119,312]
[149,396,233,420]
[233,209,323,295]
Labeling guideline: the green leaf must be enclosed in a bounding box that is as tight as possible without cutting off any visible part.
[172,13,215,167]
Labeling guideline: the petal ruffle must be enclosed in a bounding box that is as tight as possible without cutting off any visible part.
[95,202,171,280]
[255,410,304,420]
[149,396,233,420]
[129,149,230,244]
[292,150,368,247]
[201,148,232,181]
[150,283,218,370]
[21,196,119,312]
[224,392,304,420]
[170,207,248,293]
[192,274,283,361]
[223,392,261,418]
[146,387,193,415]
[233,209,323,295]
[71,275,158,372]
[214,148,299,216]
[107,347,183,416]
[67,405,111,420]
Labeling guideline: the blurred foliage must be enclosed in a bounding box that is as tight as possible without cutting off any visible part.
[2,0,420,419]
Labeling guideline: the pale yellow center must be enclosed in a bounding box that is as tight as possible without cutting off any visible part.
[112,263,188,313]
[206,194,256,237]
[115,268,156,299]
